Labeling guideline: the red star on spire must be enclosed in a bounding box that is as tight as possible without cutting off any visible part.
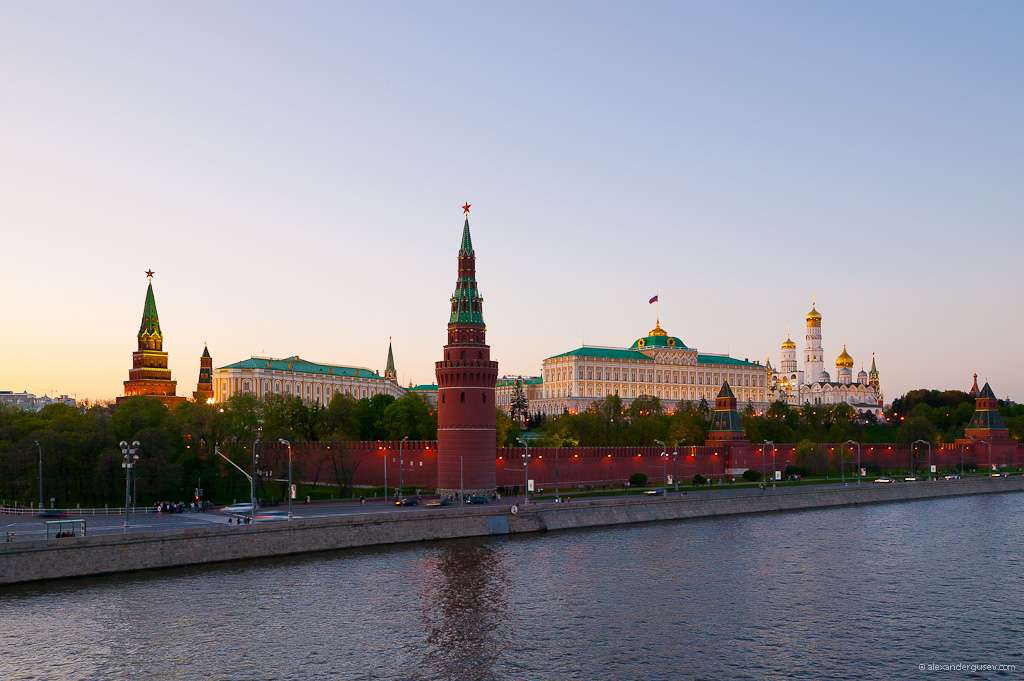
[462,202,471,215]
[145,269,155,279]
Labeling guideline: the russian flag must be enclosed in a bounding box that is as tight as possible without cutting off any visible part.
[649,295,659,304]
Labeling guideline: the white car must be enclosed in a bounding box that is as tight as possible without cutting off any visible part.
[944,474,961,480]
[221,503,255,514]
[873,477,895,484]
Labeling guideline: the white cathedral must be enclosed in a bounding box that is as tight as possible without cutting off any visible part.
[769,302,884,418]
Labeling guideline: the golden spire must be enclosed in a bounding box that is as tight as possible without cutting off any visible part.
[648,319,668,337]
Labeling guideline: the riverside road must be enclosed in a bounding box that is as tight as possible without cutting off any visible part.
[1,478,974,542]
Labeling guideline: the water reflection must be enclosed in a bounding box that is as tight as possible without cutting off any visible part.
[419,542,510,681]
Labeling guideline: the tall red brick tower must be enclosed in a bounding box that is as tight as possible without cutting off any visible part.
[435,204,498,498]
[119,270,186,408]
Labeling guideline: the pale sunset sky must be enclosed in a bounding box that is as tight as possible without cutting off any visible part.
[1,2,1022,402]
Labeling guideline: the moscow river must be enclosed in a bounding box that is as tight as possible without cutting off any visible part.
[2,493,1023,680]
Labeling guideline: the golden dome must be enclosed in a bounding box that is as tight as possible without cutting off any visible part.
[835,345,854,369]
[648,320,668,337]
[781,337,796,350]
[806,306,822,323]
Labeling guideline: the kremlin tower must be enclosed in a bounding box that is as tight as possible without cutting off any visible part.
[384,339,397,383]
[119,271,186,408]
[193,345,214,403]
[435,204,498,498]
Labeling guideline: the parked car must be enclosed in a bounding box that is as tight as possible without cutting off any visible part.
[465,495,490,505]
[873,477,895,484]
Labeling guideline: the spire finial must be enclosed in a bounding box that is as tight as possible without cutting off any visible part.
[462,202,471,215]
[145,268,155,279]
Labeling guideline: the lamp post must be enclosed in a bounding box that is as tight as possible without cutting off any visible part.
[655,440,667,486]
[978,439,992,472]
[672,443,680,492]
[34,441,43,510]
[517,438,531,505]
[399,436,409,497]
[279,439,293,519]
[250,427,261,522]
[119,440,140,530]
[763,440,773,488]
[913,439,932,480]
[459,455,464,504]
[844,440,862,485]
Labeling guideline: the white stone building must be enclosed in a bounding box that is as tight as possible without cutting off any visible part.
[214,355,404,406]
[771,303,883,417]
[533,321,771,416]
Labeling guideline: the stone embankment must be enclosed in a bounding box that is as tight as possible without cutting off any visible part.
[3,477,1022,585]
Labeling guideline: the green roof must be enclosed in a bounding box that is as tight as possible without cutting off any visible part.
[138,281,162,338]
[630,334,688,350]
[218,356,383,380]
[547,346,760,366]
[547,346,654,362]
[497,376,543,387]
[697,353,757,367]
[385,341,396,374]
[409,383,438,391]
[460,218,473,253]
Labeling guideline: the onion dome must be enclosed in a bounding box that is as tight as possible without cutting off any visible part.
[857,367,868,383]
[632,320,687,350]
[781,337,796,350]
[835,345,854,369]
[805,305,822,325]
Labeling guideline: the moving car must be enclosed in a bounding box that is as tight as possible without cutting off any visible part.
[644,488,666,496]
[903,477,918,482]
[873,477,895,484]
[425,499,453,508]
[394,497,419,507]
[221,503,255,514]
[254,510,289,521]
[465,495,490,505]
[944,474,961,480]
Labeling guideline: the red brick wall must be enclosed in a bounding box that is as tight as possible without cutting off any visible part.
[256,440,1024,491]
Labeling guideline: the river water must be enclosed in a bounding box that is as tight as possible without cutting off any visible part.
[2,493,1023,680]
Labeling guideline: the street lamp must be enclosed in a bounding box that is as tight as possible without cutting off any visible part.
[844,440,862,485]
[378,445,388,500]
[763,440,774,488]
[251,427,261,522]
[912,439,932,480]
[34,440,43,510]
[517,438,531,505]
[279,439,293,519]
[978,439,992,472]
[399,436,409,497]
[655,440,667,487]
[119,440,140,530]
[672,442,680,492]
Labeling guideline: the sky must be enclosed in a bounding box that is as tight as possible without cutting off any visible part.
[1,1,1022,403]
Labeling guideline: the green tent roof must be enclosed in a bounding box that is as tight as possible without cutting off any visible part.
[697,354,757,367]
[409,383,438,391]
[218,356,383,380]
[138,281,162,338]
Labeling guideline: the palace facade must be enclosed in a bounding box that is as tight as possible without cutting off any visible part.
[533,321,770,415]
[771,302,883,417]
[213,344,404,405]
